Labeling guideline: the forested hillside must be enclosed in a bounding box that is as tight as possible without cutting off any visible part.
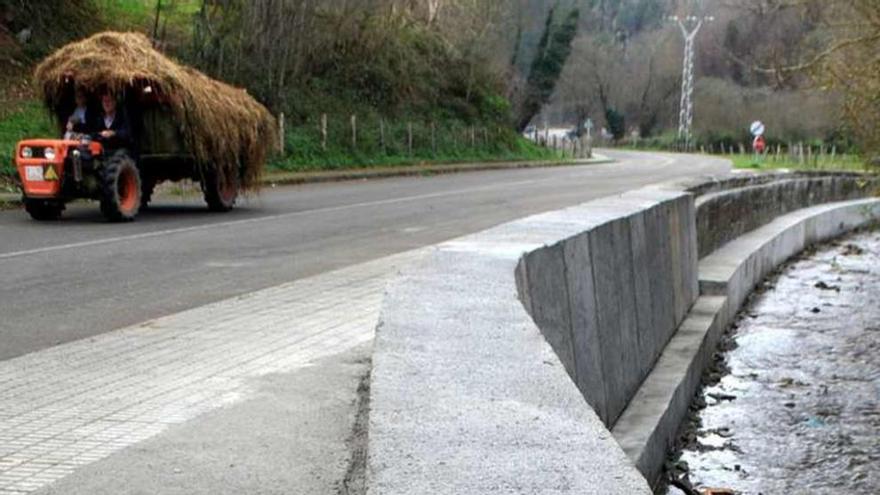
[0,0,877,177]
[546,0,878,158]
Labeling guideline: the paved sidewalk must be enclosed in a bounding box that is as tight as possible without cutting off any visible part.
[0,250,424,494]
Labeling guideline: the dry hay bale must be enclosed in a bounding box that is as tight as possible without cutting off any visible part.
[34,31,277,190]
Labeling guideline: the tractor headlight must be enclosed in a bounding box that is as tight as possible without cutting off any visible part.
[21,147,33,159]
[43,147,56,161]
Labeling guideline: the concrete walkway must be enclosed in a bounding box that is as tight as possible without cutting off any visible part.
[0,250,422,495]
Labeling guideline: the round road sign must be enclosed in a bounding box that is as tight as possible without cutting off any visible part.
[750,121,765,137]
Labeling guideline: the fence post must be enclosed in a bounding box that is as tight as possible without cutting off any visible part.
[470,126,476,148]
[351,115,357,149]
[431,122,436,155]
[408,122,413,156]
[379,119,386,154]
[278,112,285,153]
[321,113,327,151]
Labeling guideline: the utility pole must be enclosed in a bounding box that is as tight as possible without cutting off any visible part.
[671,14,713,150]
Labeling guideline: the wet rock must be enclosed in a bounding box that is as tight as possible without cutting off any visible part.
[814,281,841,292]
[842,243,865,256]
[707,392,736,402]
[701,489,735,495]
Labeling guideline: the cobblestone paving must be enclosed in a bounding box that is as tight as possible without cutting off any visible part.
[0,251,422,494]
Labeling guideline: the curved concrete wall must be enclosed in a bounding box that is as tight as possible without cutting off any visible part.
[368,197,669,494]
[614,198,880,485]
[367,170,880,493]
[695,174,880,257]
[515,190,697,426]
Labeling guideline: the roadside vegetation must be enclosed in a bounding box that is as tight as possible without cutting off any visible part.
[1,0,878,187]
[727,154,868,173]
[0,0,574,187]
[0,102,54,180]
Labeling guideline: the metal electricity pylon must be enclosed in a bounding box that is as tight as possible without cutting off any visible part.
[671,14,713,150]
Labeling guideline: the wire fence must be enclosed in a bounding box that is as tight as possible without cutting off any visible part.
[276,113,593,162]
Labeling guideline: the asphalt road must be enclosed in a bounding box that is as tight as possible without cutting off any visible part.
[0,150,729,361]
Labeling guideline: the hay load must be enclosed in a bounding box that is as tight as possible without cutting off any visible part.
[34,31,277,190]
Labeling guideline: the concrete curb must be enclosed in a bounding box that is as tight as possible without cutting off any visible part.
[368,231,653,494]
[0,155,613,211]
[0,192,18,209]
[264,155,613,186]
[612,197,880,484]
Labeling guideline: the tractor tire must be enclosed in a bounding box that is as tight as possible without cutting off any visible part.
[202,169,238,212]
[99,149,142,222]
[24,198,64,221]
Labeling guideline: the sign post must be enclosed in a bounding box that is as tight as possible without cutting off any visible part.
[750,120,766,166]
[583,118,594,159]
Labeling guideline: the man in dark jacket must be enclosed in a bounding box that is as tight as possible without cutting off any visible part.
[93,92,132,149]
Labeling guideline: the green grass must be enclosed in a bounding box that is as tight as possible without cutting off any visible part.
[0,102,561,186]
[0,101,56,184]
[94,0,200,31]
[269,119,562,173]
[727,153,872,173]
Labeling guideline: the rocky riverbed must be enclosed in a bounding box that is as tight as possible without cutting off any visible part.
[665,229,880,494]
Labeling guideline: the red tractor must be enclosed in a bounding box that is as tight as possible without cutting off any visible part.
[16,129,236,222]
[17,31,275,222]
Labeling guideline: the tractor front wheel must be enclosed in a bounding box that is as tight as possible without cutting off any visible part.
[202,169,238,212]
[100,150,142,222]
[24,198,64,221]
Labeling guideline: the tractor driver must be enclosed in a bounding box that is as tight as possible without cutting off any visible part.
[92,92,132,150]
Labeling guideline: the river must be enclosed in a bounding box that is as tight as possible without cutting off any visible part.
[665,229,880,494]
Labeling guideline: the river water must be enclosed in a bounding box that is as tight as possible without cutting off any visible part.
[665,229,880,494]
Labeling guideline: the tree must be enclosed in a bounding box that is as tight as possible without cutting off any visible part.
[816,0,880,160]
[514,6,580,132]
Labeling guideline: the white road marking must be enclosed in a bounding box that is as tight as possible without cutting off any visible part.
[0,170,597,261]
[0,249,424,494]
[1,152,700,262]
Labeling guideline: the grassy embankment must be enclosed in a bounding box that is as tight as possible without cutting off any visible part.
[727,153,869,172]
[620,130,873,173]
[618,133,871,173]
[0,0,559,188]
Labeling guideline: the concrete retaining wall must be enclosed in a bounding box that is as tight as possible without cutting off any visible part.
[695,174,880,257]
[367,170,880,493]
[515,190,697,426]
[368,202,662,494]
[613,198,880,485]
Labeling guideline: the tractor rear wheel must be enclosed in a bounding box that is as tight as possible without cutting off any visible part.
[202,169,238,212]
[100,150,142,222]
[24,198,64,221]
